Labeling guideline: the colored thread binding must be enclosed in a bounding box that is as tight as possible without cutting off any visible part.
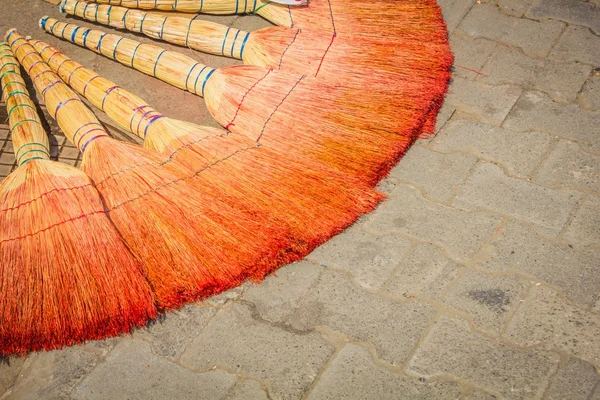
[185,63,200,90]
[221,28,231,56]
[153,50,166,77]
[101,86,120,110]
[16,143,50,165]
[239,32,250,60]
[230,30,241,58]
[53,98,78,121]
[131,43,142,67]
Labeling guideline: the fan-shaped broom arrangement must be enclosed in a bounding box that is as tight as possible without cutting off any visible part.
[7,29,299,312]
[41,18,431,184]
[28,36,383,269]
[0,42,156,356]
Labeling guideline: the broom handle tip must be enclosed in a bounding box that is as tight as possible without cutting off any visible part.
[0,43,51,165]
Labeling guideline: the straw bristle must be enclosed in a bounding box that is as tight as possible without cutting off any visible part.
[27,37,384,269]
[0,160,157,356]
[11,30,297,310]
[142,119,385,264]
[0,41,156,356]
[205,66,424,184]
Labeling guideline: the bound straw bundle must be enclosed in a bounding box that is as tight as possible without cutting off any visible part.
[60,0,452,136]
[86,0,448,41]
[8,29,292,311]
[29,37,384,266]
[0,42,156,356]
[41,19,431,184]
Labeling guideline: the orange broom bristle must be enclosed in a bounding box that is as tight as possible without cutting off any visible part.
[41,19,433,184]
[29,38,385,271]
[0,42,156,356]
[82,0,452,132]
[61,0,452,138]
[7,29,297,311]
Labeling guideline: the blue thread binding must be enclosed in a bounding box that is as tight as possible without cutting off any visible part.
[230,29,240,58]
[130,43,141,67]
[193,66,207,93]
[221,28,231,56]
[153,50,166,77]
[112,37,124,60]
[143,114,164,137]
[185,62,200,90]
[201,69,215,96]
[239,32,250,59]
[82,29,92,47]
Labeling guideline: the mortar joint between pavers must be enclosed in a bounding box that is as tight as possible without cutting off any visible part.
[555,193,589,242]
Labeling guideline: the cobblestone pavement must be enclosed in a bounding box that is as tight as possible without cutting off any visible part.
[1,0,600,399]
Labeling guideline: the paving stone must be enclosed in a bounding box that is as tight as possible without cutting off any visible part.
[432,120,553,178]
[449,32,497,80]
[0,152,15,165]
[136,305,216,362]
[579,73,600,110]
[0,358,25,396]
[384,242,461,301]
[550,25,600,65]
[504,91,600,152]
[445,77,522,125]
[478,219,600,305]
[443,270,530,335]
[308,344,462,400]
[479,45,592,103]
[564,196,600,246]
[288,269,436,366]
[505,286,600,366]
[72,339,236,400]
[226,380,269,400]
[242,261,322,323]
[180,303,334,400]
[205,285,245,307]
[498,0,534,16]
[534,140,600,192]
[0,164,13,178]
[0,130,9,140]
[466,390,498,400]
[408,316,560,399]
[365,184,501,261]
[454,163,582,237]
[390,146,477,203]
[437,0,476,33]
[543,357,599,400]
[459,3,565,58]
[592,386,600,400]
[307,229,411,290]
[4,340,115,399]
[59,146,80,160]
[527,0,600,35]
[433,102,456,133]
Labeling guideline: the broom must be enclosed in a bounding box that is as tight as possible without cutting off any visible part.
[7,29,295,311]
[82,0,449,48]
[83,0,452,131]
[28,37,384,265]
[40,19,431,184]
[0,42,156,356]
[60,0,452,136]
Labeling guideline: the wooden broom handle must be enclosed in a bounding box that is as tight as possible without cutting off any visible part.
[6,30,109,153]
[86,0,271,14]
[40,17,214,97]
[29,38,165,140]
[62,0,249,59]
[0,43,51,165]
[84,0,294,27]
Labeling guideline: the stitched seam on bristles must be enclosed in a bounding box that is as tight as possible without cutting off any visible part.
[0,183,94,214]
[257,74,305,143]
[278,28,301,69]
[315,33,336,77]
[225,69,272,130]
[0,210,105,244]
[107,146,257,211]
